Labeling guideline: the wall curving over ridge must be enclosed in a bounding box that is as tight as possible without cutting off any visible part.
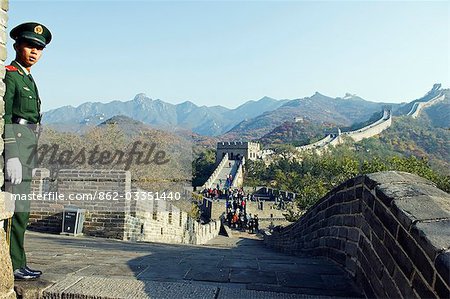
[296,109,392,154]
[264,171,450,299]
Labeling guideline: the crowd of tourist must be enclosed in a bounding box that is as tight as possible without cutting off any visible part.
[201,174,236,200]
[198,165,276,234]
[200,181,261,234]
[224,188,260,234]
[226,210,259,234]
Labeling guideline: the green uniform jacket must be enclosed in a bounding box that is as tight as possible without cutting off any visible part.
[4,60,41,168]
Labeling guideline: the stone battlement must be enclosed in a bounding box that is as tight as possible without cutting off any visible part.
[264,171,450,298]
[28,168,219,245]
[217,141,259,149]
[296,109,392,153]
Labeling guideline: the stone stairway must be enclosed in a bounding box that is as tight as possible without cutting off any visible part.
[15,231,363,299]
[210,160,238,189]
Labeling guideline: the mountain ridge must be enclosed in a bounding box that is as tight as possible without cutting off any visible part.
[43,94,288,136]
[42,85,447,138]
[221,92,397,140]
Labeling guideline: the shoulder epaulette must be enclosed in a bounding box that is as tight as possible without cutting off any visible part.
[5,65,18,72]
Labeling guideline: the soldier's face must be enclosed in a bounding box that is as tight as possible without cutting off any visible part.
[14,41,44,69]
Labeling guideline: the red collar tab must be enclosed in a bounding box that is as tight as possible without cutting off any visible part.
[5,65,18,71]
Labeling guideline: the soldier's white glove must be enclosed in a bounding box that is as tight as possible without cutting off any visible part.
[6,157,22,185]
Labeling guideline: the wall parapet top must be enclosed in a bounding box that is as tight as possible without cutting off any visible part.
[264,171,450,298]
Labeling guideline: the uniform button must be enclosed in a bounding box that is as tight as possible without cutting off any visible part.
[17,133,21,137]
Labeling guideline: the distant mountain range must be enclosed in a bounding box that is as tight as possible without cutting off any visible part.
[42,94,288,136]
[250,85,449,177]
[42,85,448,138]
[222,92,396,140]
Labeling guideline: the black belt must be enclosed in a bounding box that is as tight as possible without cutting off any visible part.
[12,117,37,125]
[12,117,42,137]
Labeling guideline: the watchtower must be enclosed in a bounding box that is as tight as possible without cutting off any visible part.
[216,141,260,164]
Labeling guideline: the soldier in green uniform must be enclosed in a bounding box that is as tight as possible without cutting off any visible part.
[3,22,52,280]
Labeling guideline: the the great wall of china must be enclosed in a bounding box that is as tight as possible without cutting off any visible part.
[295,88,447,154]
[27,169,220,245]
[201,153,230,189]
[406,93,446,119]
[264,171,450,298]
[202,88,450,297]
[201,142,252,190]
[201,87,448,190]
[0,1,448,295]
[296,108,392,153]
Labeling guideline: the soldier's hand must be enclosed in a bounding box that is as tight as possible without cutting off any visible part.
[6,157,22,185]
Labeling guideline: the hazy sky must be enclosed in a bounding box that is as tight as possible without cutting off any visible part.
[8,1,449,111]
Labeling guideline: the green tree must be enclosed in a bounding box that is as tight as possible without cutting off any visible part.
[244,159,267,187]
[296,173,328,210]
[192,148,216,187]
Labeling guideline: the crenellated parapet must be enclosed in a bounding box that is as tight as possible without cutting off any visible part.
[340,108,392,142]
[216,141,260,163]
[231,157,245,188]
[202,153,229,189]
[296,134,335,152]
[264,171,450,298]
[295,108,392,154]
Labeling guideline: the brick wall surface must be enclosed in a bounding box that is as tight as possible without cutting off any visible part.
[28,168,220,245]
[29,169,132,240]
[0,0,8,210]
[132,190,220,244]
[264,171,450,299]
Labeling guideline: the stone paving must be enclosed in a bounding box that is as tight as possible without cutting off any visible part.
[15,231,363,298]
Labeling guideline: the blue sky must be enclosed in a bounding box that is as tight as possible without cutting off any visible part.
[8,1,449,111]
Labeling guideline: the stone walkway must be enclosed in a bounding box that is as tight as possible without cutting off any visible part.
[15,231,363,298]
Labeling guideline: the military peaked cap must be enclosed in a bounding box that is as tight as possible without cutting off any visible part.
[10,22,52,47]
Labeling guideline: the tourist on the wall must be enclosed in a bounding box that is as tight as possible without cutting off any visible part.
[248,214,255,233]
[254,214,259,232]
[227,210,233,227]
[239,212,245,230]
[232,212,238,229]
[232,199,238,211]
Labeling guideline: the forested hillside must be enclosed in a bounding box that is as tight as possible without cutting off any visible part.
[359,116,450,175]
[259,120,335,146]
[245,145,449,220]
[243,112,449,219]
